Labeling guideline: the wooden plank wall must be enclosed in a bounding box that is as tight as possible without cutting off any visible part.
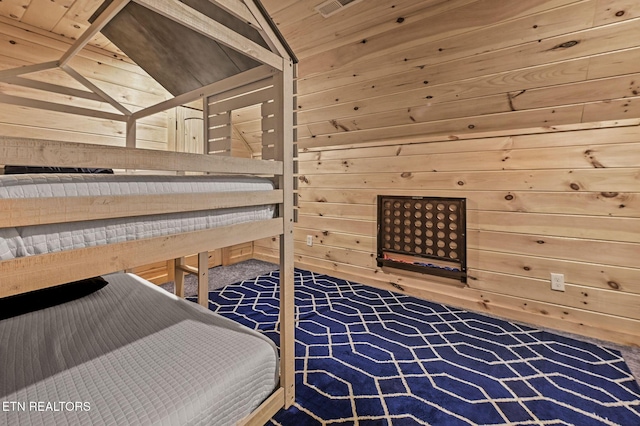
[254,0,640,346]
[0,16,171,150]
[256,125,640,346]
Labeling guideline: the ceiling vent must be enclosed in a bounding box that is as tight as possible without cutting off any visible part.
[315,0,363,18]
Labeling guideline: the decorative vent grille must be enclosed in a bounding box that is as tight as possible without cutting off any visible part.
[315,0,363,18]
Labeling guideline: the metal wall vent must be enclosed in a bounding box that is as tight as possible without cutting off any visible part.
[315,0,363,18]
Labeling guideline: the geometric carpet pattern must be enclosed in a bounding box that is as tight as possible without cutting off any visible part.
[202,269,640,426]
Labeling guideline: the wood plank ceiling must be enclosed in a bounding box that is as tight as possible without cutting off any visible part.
[1,0,639,153]
[0,0,125,55]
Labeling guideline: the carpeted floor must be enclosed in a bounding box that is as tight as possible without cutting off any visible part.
[189,266,640,425]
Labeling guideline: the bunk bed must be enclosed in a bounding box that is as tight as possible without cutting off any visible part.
[0,1,296,425]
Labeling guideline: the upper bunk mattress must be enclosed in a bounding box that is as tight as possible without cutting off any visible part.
[0,272,279,426]
[0,174,275,260]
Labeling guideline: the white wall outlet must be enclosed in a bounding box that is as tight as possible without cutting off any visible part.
[306,235,314,246]
[550,273,565,291]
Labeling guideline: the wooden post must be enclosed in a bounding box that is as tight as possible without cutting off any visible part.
[126,116,137,149]
[275,57,295,408]
[198,251,209,307]
[174,257,186,298]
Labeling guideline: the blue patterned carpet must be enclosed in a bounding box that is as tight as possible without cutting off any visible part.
[202,269,640,425]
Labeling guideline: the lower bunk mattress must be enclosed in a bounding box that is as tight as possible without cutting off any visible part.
[0,173,275,260]
[0,272,279,426]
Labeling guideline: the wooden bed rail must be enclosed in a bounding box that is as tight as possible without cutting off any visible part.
[0,190,283,228]
[0,218,282,298]
[0,136,282,175]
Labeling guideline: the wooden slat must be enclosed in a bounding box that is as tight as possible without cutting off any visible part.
[208,124,232,141]
[296,190,640,219]
[133,65,275,120]
[0,218,283,297]
[197,251,209,307]
[0,93,127,121]
[206,76,274,105]
[0,0,31,22]
[468,269,640,320]
[298,12,640,99]
[298,0,591,78]
[238,387,285,426]
[296,125,640,160]
[207,139,232,155]
[208,86,275,114]
[61,65,131,116]
[2,76,104,101]
[472,249,640,295]
[208,111,231,127]
[0,190,283,228]
[0,104,166,145]
[296,168,640,192]
[0,60,58,81]
[20,0,75,32]
[468,229,639,269]
[0,136,283,175]
[176,263,199,275]
[298,142,640,173]
[297,105,585,148]
[174,256,186,297]
[221,242,253,265]
[133,0,283,70]
[470,210,640,243]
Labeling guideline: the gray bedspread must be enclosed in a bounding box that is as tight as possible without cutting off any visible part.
[0,174,275,260]
[0,273,279,425]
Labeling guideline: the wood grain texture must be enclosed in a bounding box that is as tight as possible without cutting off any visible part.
[257,123,640,346]
[1,0,639,347]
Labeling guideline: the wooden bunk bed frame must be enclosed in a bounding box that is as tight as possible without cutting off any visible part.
[0,1,295,424]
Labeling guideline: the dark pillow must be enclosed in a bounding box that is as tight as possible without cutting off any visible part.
[4,166,113,174]
[0,277,109,321]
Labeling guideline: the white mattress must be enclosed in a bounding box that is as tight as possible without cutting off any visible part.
[0,174,275,260]
[0,272,279,426]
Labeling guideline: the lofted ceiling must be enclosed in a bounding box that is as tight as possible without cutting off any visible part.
[0,0,639,153]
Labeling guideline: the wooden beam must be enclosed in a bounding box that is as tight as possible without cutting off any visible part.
[133,0,283,70]
[0,136,284,175]
[237,387,285,426]
[174,257,186,297]
[0,61,58,81]
[207,0,261,29]
[132,65,275,121]
[275,57,296,408]
[202,97,209,155]
[197,251,209,307]
[58,0,131,67]
[0,190,283,227]
[61,65,132,116]
[176,264,199,275]
[243,0,291,59]
[126,116,136,148]
[3,77,104,102]
[207,76,274,106]
[0,94,128,122]
[0,218,283,297]
[208,85,275,115]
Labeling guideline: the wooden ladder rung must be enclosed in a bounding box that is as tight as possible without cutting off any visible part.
[176,264,199,275]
